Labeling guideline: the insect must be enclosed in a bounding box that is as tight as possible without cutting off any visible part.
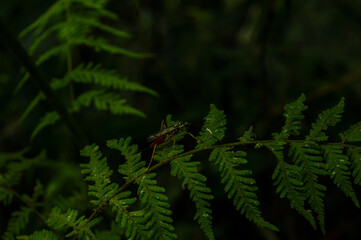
[145,121,196,171]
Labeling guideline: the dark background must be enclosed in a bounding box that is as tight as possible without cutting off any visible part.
[1,0,361,239]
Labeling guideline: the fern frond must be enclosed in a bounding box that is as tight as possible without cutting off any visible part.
[31,111,60,140]
[106,137,145,180]
[72,37,152,58]
[18,1,63,38]
[239,126,255,142]
[307,98,345,142]
[210,146,278,231]
[323,145,359,207]
[274,93,308,140]
[71,15,130,38]
[66,63,157,96]
[28,22,64,55]
[348,148,361,185]
[152,141,215,240]
[0,150,44,204]
[2,207,31,240]
[81,143,147,239]
[35,44,67,66]
[18,229,58,240]
[72,90,146,117]
[137,172,177,240]
[265,142,316,229]
[340,121,361,143]
[289,142,326,232]
[46,207,101,239]
[170,154,215,240]
[196,104,227,148]
[80,144,118,205]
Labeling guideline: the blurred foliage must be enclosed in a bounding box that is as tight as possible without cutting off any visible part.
[1,0,361,239]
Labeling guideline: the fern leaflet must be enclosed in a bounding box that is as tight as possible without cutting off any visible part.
[307,98,345,142]
[348,148,361,185]
[3,207,31,240]
[46,207,101,238]
[154,141,215,240]
[18,230,58,240]
[274,93,308,140]
[136,172,177,240]
[340,121,361,143]
[323,145,359,207]
[210,146,278,231]
[31,112,60,140]
[65,63,157,96]
[81,142,145,239]
[196,104,227,148]
[265,141,316,229]
[289,142,326,232]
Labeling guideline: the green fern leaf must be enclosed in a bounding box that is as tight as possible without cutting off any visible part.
[340,121,361,143]
[274,93,308,140]
[108,192,148,240]
[107,137,145,180]
[323,145,359,207]
[137,172,177,239]
[80,144,118,205]
[2,207,31,240]
[239,126,255,142]
[82,142,147,240]
[348,148,361,185]
[71,90,146,117]
[153,142,215,240]
[196,104,227,148]
[290,142,326,232]
[265,142,316,230]
[31,111,60,140]
[72,37,152,58]
[71,15,130,38]
[66,63,157,96]
[46,207,100,239]
[19,229,59,240]
[307,98,345,142]
[210,146,278,231]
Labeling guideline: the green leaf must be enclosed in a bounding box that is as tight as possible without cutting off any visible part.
[340,121,361,143]
[168,150,215,240]
[107,137,145,179]
[348,148,361,185]
[71,90,146,117]
[290,142,326,232]
[136,173,177,240]
[31,111,60,140]
[239,126,255,142]
[66,63,157,96]
[210,147,278,231]
[2,207,31,240]
[265,142,316,230]
[324,145,359,208]
[274,93,308,140]
[196,104,227,148]
[307,98,345,142]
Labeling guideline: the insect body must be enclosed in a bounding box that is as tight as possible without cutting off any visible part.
[145,121,193,171]
[146,122,190,146]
